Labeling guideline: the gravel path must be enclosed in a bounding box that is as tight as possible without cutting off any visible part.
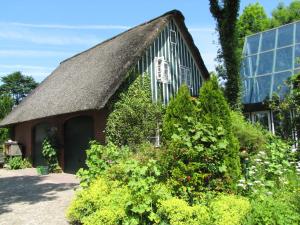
[0,168,79,225]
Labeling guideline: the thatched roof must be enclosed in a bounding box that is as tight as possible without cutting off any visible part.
[0,10,209,126]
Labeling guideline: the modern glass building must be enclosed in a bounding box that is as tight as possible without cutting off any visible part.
[241,21,300,133]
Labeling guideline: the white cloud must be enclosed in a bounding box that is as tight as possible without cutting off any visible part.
[0,22,131,30]
[0,30,100,45]
[0,49,73,57]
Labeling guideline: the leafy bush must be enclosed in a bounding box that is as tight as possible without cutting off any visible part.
[244,193,300,225]
[162,85,195,141]
[42,138,61,173]
[230,111,267,153]
[157,198,210,225]
[7,156,31,170]
[77,141,130,187]
[210,195,250,225]
[237,135,297,194]
[106,75,162,147]
[167,116,237,199]
[67,177,131,225]
[197,76,240,184]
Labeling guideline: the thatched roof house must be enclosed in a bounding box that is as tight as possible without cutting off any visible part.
[1,10,209,173]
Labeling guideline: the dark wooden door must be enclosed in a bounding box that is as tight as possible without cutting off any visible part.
[64,116,94,174]
[33,123,50,167]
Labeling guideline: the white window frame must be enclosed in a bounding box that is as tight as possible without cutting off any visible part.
[155,57,171,83]
[251,110,272,131]
[170,30,177,44]
[180,65,192,88]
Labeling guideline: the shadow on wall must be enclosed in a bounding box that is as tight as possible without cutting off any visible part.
[0,175,77,214]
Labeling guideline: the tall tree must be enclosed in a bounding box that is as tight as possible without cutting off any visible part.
[0,71,38,105]
[237,3,270,52]
[209,0,241,109]
[271,0,300,27]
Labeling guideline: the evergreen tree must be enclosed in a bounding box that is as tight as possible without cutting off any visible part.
[162,85,195,141]
[197,76,241,185]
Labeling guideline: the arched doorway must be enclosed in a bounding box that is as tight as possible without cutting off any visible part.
[64,116,94,173]
[32,122,51,167]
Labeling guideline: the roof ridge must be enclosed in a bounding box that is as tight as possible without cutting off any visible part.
[60,9,183,64]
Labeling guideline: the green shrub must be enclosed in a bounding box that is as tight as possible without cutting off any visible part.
[157,198,210,225]
[238,135,297,194]
[197,76,240,185]
[67,177,131,225]
[230,111,267,153]
[7,156,31,170]
[210,195,251,225]
[167,117,238,199]
[162,85,195,141]
[244,193,300,225]
[106,75,162,147]
[77,141,130,187]
[42,138,61,173]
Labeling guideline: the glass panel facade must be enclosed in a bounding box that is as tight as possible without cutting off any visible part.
[241,21,299,104]
[261,30,276,51]
[257,51,274,75]
[277,24,293,48]
[275,47,293,71]
[245,34,260,56]
[273,71,291,98]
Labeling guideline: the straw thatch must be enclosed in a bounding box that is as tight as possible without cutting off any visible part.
[0,10,209,126]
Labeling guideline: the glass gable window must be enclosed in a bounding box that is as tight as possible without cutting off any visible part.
[277,24,293,48]
[261,30,276,51]
[241,21,299,104]
[257,51,274,75]
[244,34,260,56]
[275,47,293,72]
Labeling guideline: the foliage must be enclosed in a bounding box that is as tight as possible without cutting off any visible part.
[237,3,269,53]
[244,192,300,225]
[162,84,195,141]
[0,71,38,105]
[230,111,266,153]
[42,138,60,173]
[77,141,130,187]
[157,198,210,225]
[67,177,131,225]
[210,195,251,225]
[7,156,31,170]
[106,74,162,147]
[271,0,300,28]
[269,74,300,147]
[237,135,297,195]
[209,0,241,108]
[197,76,240,185]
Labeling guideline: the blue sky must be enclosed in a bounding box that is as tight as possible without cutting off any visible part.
[0,0,293,82]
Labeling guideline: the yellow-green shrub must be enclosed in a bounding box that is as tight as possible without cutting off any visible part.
[157,198,210,225]
[210,195,251,225]
[67,177,131,225]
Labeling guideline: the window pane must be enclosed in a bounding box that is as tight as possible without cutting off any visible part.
[257,51,274,75]
[296,22,300,43]
[277,24,294,48]
[273,71,291,98]
[295,44,300,69]
[253,111,270,130]
[241,55,257,78]
[243,78,253,104]
[261,30,276,51]
[254,75,272,102]
[245,34,260,55]
[275,47,293,72]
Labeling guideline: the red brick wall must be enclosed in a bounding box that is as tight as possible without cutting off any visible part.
[12,109,108,170]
